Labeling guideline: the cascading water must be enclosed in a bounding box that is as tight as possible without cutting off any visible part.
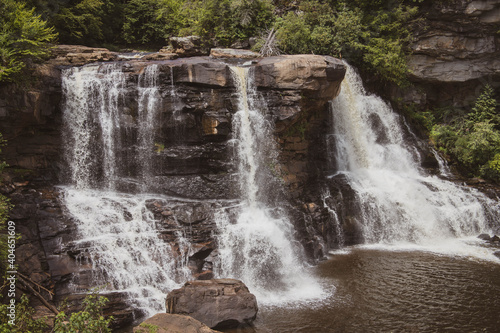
[214,67,325,305]
[62,64,126,189]
[137,64,161,188]
[329,64,500,259]
[61,64,190,316]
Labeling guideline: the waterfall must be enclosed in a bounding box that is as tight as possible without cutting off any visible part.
[213,67,325,305]
[62,64,126,189]
[61,64,190,316]
[329,64,500,258]
[137,64,161,188]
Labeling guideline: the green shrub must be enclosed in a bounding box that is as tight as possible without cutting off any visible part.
[454,122,500,171]
[0,295,48,332]
[481,153,500,183]
[182,0,274,46]
[54,292,113,333]
[274,12,311,54]
[430,85,500,180]
[273,0,419,85]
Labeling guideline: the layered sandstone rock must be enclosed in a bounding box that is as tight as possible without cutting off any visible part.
[166,279,258,329]
[392,0,500,108]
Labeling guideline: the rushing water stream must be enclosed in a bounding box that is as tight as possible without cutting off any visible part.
[59,62,500,331]
[328,64,499,252]
[214,67,324,304]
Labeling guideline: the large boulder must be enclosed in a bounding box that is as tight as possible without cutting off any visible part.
[48,44,117,66]
[166,279,258,329]
[254,55,345,98]
[134,313,220,333]
[170,36,210,57]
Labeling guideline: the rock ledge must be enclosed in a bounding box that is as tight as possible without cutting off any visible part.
[166,279,257,329]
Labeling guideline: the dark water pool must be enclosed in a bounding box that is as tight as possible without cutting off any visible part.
[226,249,500,333]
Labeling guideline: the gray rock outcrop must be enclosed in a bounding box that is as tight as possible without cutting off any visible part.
[390,0,500,109]
[166,279,258,329]
[134,313,221,333]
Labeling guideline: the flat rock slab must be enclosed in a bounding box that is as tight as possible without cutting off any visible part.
[134,313,220,333]
[166,279,258,329]
[210,48,260,59]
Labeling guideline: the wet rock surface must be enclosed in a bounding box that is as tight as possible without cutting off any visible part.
[166,279,258,329]
[0,47,346,327]
[133,313,221,333]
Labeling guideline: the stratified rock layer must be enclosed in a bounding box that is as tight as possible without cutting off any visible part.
[166,279,258,329]
[392,0,500,108]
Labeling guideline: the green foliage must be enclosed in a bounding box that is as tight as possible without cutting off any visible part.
[0,295,48,332]
[52,0,105,44]
[182,0,274,46]
[273,0,419,84]
[123,0,171,45]
[0,0,57,82]
[399,102,435,134]
[431,85,500,181]
[454,122,500,169]
[274,12,311,54]
[154,142,165,153]
[54,292,113,333]
[137,323,159,333]
[481,153,500,183]
[468,84,498,126]
[275,1,364,57]
[361,37,408,85]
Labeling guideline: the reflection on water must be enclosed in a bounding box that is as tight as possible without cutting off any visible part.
[226,249,500,333]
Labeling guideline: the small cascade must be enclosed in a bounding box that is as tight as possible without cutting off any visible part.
[213,66,324,305]
[328,64,500,252]
[137,64,161,188]
[61,64,189,315]
[321,189,345,248]
[64,189,191,316]
[62,64,126,189]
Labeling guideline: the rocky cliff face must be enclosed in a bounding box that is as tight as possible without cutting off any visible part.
[395,0,500,108]
[0,46,345,326]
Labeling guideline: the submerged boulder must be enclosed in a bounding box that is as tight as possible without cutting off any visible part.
[133,313,220,333]
[166,279,258,329]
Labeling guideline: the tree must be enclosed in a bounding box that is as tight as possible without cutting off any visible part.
[123,0,172,45]
[0,0,57,82]
[51,0,105,45]
[469,84,498,126]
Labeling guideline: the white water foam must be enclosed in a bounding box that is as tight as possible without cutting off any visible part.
[213,67,326,305]
[329,63,500,262]
[63,187,190,316]
[61,64,191,315]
